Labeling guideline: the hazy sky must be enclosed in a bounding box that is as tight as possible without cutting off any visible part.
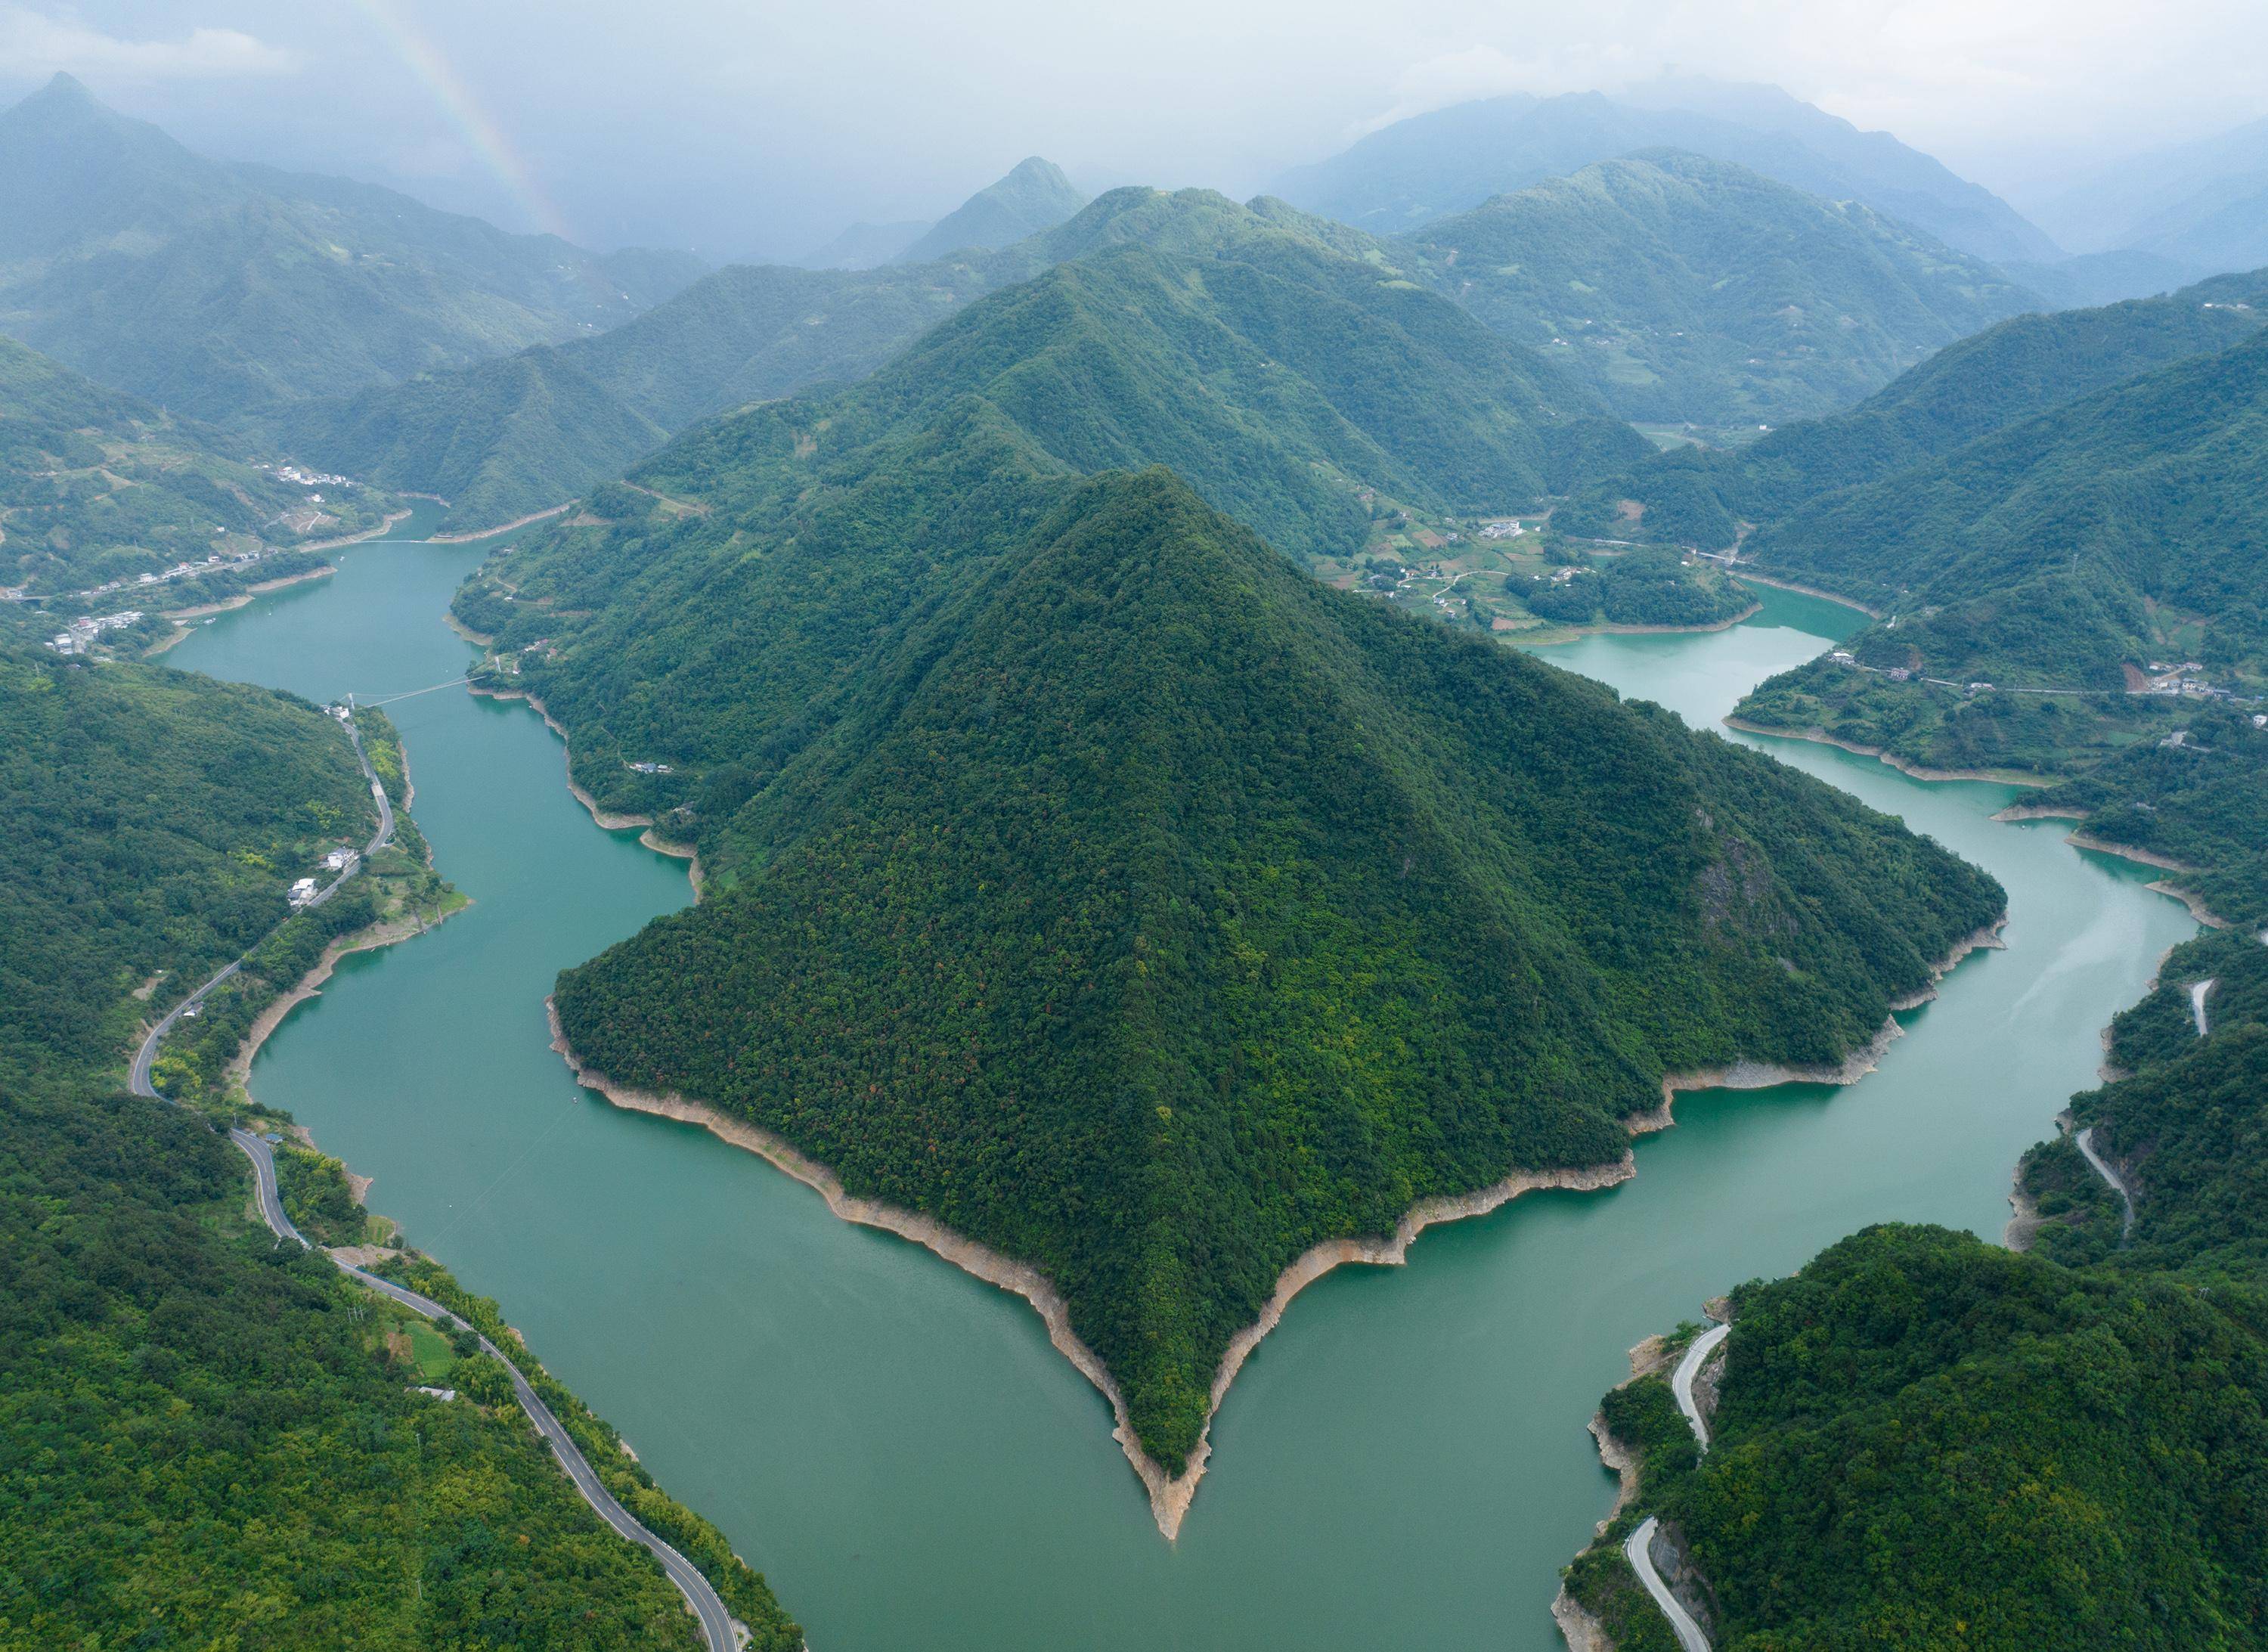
[6,1,2265,257]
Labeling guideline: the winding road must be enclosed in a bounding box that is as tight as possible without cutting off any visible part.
[1624,1517,1712,1652]
[1622,1322,1731,1650]
[2075,1126,2137,1243]
[126,714,742,1652]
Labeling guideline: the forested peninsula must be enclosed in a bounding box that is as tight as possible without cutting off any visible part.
[450,240,2007,1517]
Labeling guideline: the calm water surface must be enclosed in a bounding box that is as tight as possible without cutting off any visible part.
[169,525,2194,1650]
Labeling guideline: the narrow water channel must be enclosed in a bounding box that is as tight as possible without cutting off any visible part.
[166,521,2195,1651]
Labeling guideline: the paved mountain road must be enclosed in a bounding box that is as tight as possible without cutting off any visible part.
[125,714,744,1652]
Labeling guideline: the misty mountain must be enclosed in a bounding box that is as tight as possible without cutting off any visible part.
[1271,79,2058,266]
[893,157,1089,262]
[0,75,703,420]
[1998,250,2206,308]
[2032,113,2268,271]
[795,219,931,270]
[1396,150,2040,426]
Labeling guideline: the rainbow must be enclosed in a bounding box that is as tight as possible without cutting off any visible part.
[347,0,575,242]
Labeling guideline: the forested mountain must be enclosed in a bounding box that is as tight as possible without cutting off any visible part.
[1269,79,2056,264]
[894,156,1088,262]
[1559,266,2268,549]
[442,213,1644,800]
[0,645,800,1647]
[1396,151,2037,426]
[1726,324,2268,774]
[0,335,397,595]
[275,186,1634,529]
[0,75,701,420]
[507,450,2000,1477]
[1565,812,2268,1651]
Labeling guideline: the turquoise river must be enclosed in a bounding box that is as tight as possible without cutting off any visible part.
[166,505,2195,1650]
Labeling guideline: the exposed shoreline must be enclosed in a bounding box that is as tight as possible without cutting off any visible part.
[1721,569,1882,616]
[1523,600,1765,648]
[2049,832,2226,929]
[302,507,414,553]
[547,915,2003,1541]
[1722,717,2058,786]
[470,681,705,896]
[228,897,469,1093]
[148,566,340,654]
[429,503,569,543]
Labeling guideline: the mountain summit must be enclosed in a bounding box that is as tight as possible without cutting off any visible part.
[895,156,1088,262]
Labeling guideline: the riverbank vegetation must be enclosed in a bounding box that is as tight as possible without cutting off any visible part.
[1572,757,2268,1647]
[1551,268,2268,783]
[0,638,798,1647]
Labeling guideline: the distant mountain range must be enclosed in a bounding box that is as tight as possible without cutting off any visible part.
[2032,113,2268,277]
[1396,150,2038,426]
[1271,78,2059,266]
[795,157,1088,269]
[278,153,2053,526]
[0,75,705,420]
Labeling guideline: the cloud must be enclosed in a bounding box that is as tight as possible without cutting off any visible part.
[0,8,299,79]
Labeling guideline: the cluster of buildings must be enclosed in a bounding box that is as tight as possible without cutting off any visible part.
[260,463,355,489]
[73,548,266,603]
[2139,661,2229,697]
[46,609,144,653]
[1479,519,1527,541]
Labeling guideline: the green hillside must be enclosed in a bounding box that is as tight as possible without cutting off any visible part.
[469,395,2000,1476]
[1728,324,2268,775]
[0,334,398,596]
[0,644,799,1647]
[280,187,1638,532]
[1269,81,2056,264]
[1399,151,2038,426]
[895,156,1088,262]
[1557,266,2268,549]
[0,75,698,420]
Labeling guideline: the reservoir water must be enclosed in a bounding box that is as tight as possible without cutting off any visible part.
[168,511,2195,1650]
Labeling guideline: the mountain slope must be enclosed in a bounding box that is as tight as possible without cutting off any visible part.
[1557,267,2268,548]
[1398,150,2039,425]
[895,157,1088,262]
[530,462,2003,1478]
[0,334,395,595]
[1726,324,2268,775]
[277,188,1636,529]
[1272,82,2055,264]
[797,218,930,270]
[0,75,690,418]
